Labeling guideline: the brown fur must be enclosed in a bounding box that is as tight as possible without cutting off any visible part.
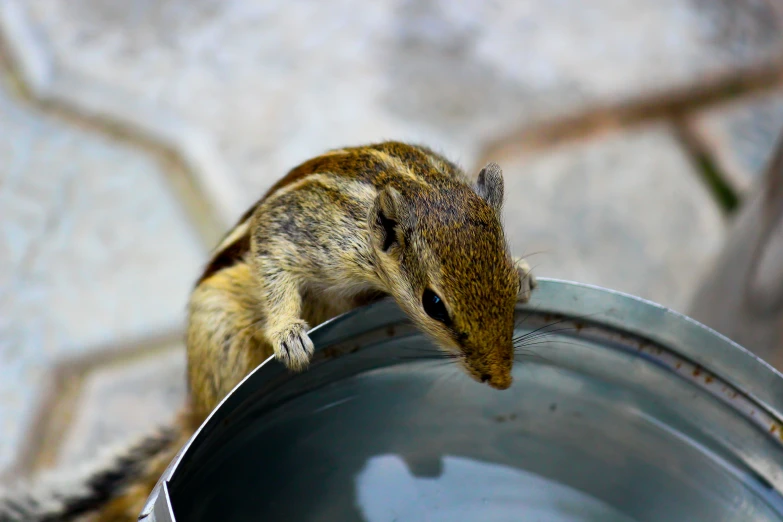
[81,141,536,521]
[188,140,535,407]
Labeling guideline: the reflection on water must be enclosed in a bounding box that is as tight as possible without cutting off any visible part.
[171,358,783,521]
[356,454,638,522]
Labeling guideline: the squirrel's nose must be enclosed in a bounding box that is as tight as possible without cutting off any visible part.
[483,371,512,390]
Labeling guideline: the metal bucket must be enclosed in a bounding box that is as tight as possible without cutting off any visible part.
[140,279,783,521]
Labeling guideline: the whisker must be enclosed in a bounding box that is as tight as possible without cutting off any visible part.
[513,311,603,344]
[514,319,573,342]
[514,323,576,344]
[513,341,586,365]
[514,303,543,329]
[433,363,462,383]
[513,349,549,361]
[394,354,459,361]
[514,353,552,364]
[425,361,465,397]
[516,340,585,350]
[513,327,582,346]
[396,346,460,358]
[516,251,549,261]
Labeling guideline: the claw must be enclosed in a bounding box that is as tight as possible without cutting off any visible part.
[270,321,314,371]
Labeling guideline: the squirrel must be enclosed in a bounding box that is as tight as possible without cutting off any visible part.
[0,141,536,521]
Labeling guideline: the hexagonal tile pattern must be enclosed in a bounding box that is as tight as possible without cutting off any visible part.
[56,347,187,467]
[4,0,783,222]
[687,90,783,194]
[499,124,724,313]
[0,77,203,473]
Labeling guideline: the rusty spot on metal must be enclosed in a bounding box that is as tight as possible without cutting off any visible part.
[692,367,702,377]
[675,362,682,369]
[323,347,341,359]
[771,425,778,434]
[705,375,714,384]
[574,322,585,332]
[320,343,363,360]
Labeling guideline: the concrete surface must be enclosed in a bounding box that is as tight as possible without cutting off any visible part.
[687,89,783,194]
[0,0,782,480]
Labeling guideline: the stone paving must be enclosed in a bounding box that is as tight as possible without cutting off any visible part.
[0,0,782,483]
[687,88,783,194]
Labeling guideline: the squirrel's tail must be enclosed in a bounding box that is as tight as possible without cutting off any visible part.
[0,412,193,522]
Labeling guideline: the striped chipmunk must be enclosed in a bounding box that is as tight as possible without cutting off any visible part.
[0,141,536,521]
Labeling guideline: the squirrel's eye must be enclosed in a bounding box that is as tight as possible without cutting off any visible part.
[422,289,449,324]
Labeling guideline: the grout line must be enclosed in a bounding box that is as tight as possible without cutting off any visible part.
[8,370,84,480]
[477,65,783,168]
[4,0,780,240]
[0,41,203,479]
[0,44,225,251]
[0,0,243,228]
[0,26,208,479]
[8,331,186,478]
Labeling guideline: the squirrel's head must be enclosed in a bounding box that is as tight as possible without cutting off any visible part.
[369,163,527,390]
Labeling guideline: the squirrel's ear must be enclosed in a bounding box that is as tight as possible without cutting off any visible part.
[476,162,504,213]
[370,186,411,253]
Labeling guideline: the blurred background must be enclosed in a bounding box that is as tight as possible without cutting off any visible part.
[0,0,782,483]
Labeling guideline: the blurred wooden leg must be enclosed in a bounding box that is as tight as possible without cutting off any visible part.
[689,133,783,370]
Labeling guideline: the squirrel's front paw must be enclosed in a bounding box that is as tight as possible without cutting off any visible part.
[515,258,538,304]
[269,320,314,372]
